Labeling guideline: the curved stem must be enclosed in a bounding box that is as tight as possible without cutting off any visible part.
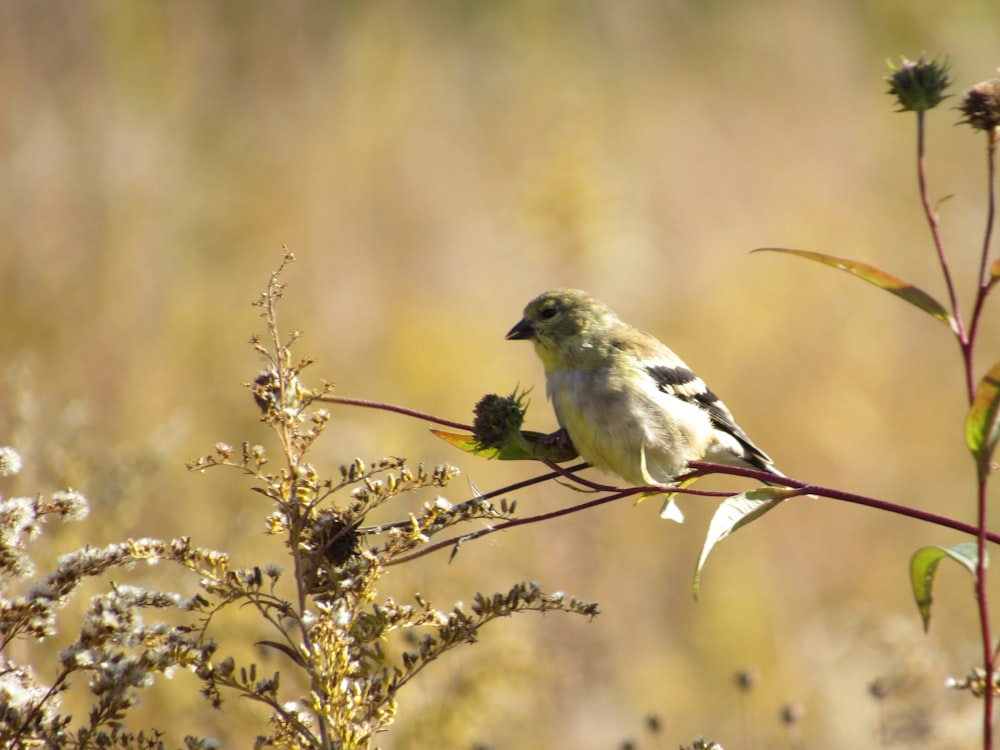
[319,394,473,431]
[917,111,967,353]
[978,129,998,291]
[688,461,1000,542]
[968,128,998,369]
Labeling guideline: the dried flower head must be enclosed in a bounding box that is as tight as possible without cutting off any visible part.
[886,55,951,112]
[472,391,528,451]
[319,517,362,567]
[252,369,281,413]
[957,79,1000,132]
[252,368,308,416]
[0,446,22,477]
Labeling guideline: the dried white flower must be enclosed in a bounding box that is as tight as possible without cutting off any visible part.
[0,446,23,477]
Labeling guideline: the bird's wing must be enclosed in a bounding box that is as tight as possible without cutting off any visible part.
[644,361,776,471]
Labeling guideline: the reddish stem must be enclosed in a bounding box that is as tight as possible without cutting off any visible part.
[916,112,968,354]
[320,394,474,431]
[969,127,998,750]
[383,460,1000,566]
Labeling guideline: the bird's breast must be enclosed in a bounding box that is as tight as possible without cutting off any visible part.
[545,365,713,484]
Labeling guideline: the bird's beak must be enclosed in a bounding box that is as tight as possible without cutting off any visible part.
[505,318,535,340]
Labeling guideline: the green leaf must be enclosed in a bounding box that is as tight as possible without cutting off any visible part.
[966,359,1000,478]
[692,487,794,600]
[909,543,984,632]
[754,247,957,333]
[431,428,578,463]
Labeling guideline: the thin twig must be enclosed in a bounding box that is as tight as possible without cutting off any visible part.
[916,111,967,349]
[318,394,474,431]
[968,128,998,357]
[969,127,998,750]
[382,456,1000,566]
[386,488,641,566]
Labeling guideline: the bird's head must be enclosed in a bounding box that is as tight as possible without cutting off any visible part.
[506,289,618,366]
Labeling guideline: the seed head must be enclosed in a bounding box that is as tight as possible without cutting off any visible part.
[472,391,528,451]
[957,79,1000,132]
[886,55,951,112]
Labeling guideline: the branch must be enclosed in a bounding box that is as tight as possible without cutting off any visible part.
[689,461,1000,543]
[318,394,474,431]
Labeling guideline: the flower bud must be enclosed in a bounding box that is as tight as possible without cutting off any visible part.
[886,55,951,112]
[472,392,527,451]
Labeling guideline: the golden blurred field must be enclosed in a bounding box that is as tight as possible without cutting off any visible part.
[2,2,1000,747]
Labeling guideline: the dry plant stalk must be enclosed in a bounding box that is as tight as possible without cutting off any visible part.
[0,252,598,750]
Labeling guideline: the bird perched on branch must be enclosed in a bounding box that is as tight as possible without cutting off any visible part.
[505,288,786,488]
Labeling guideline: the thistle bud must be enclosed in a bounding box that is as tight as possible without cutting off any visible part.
[472,391,528,451]
[886,55,951,112]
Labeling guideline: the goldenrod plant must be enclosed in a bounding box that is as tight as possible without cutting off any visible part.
[0,253,599,749]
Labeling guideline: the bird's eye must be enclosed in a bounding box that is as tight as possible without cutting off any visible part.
[539,305,558,320]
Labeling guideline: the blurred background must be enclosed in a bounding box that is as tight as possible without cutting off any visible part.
[2,1,999,747]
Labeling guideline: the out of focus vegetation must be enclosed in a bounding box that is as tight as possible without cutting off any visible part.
[1,2,998,747]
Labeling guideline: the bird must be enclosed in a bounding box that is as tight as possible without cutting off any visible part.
[505,288,786,488]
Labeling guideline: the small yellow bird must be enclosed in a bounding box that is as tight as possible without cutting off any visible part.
[506,289,785,487]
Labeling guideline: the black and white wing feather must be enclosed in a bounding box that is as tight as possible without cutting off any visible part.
[644,362,779,476]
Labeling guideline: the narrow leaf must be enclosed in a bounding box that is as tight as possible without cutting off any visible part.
[755,247,957,333]
[966,359,1000,478]
[909,543,984,632]
[692,488,794,600]
[432,429,503,459]
[430,428,578,462]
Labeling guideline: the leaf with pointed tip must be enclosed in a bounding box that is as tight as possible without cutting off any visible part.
[754,247,957,333]
[431,428,578,463]
[909,543,984,632]
[692,487,795,600]
[966,359,1000,479]
[432,430,503,459]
